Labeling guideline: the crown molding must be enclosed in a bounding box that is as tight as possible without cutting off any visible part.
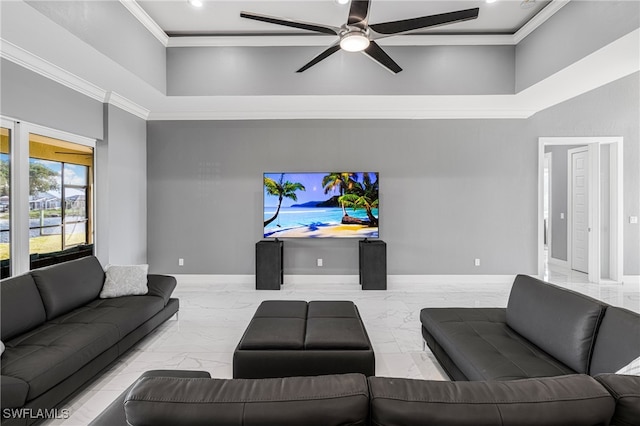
[127,0,566,48]
[105,92,150,120]
[119,0,169,47]
[1,38,151,120]
[0,38,105,102]
[514,0,571,44]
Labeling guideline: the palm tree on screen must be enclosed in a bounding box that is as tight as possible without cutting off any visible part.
[322,172,355,216]
[339,172,379,226]
[263,173,305,227]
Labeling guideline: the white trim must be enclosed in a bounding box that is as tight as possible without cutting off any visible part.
[168,34,515,48]
[170,274,515,287]
[172,274,254,285]
[623,275,640,285]
[23,122,96,148]
[587,143,601,283]
[0,38,105,102]
[119,0,169,47]
[538,137,624,285]
[12,122,30,275]
[105,92,150,120]
[544,151,553,257]
[513,0,571,44]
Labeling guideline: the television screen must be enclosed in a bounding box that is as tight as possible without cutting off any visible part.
[263,172,379,238]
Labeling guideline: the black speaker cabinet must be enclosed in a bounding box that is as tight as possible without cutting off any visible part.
[256,239,283,290]
[359,239,387,290]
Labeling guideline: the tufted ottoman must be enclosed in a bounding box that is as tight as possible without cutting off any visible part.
[233,300,375,378]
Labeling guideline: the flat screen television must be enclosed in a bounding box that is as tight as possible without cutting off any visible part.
[263,172,379,238]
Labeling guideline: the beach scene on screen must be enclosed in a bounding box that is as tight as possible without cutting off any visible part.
[263,172,379,238]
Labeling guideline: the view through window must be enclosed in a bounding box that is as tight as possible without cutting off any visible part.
[28,134,93,261]
[0,127,10,278]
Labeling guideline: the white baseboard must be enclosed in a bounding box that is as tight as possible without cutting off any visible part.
[170,274,515,287]
[623,275,640,285]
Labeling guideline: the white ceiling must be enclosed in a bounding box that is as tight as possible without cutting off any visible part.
[137,0,551,37]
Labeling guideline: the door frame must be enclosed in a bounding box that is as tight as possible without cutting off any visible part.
[538,137,623,283]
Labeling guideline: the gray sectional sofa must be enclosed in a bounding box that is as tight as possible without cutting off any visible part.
[90,369,639,425]
[420,274,640,382]
[0,256,179,426]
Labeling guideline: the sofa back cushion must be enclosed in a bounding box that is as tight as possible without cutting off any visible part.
[589,306,640,375]
[506,275,607,373]
[368,374,614,426]
[1,274,46,341]
[30,256,105,320]
[124,373,369,426]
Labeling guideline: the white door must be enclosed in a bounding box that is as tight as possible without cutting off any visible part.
[571,149,589,273]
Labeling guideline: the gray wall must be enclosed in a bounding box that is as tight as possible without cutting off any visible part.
[167,45,515,96]
[97,104,148,265]
[148,73,639,277]
[532,73,639,276]
[147,119,537,275]
[0,59,103,139]
[515,0,640,92]
[544,145,571,262]
[26,1,167,93]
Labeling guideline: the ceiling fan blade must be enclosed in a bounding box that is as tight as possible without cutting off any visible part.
[363,41,402,74]
[347,0,372,28]
[297,43,342,73]
[369,8,479,35]
[240,11,340,35]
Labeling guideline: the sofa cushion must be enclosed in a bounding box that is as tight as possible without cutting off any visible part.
[305,318,370,350]
[506,275,607,373]
[1,322,119,400]
[1,274,47,341]
[124,373,369,426]
[589,306,640,375]
[51,295,166,339]
[238,318,306,350]
[368,374,614,426]
[89,370,212,426]
[30,256,106,320]
[308,301,359,318]
[254,300,308,318]
[0,375,29,409]
[595,374,640,426]
[420,308,574,380]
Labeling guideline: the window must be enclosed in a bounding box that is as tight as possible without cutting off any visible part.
[0,126,10,278]
[28,134,93,267]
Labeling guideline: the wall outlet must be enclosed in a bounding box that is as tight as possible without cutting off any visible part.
[630,216,639,224]
[560,212,565,219]
[474,258,481,266]
[178,258,184,266]
[317,258,323,267]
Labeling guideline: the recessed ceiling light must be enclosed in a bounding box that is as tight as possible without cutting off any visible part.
[486,0,498,3]
[188,0,203,7]
[336,0,349,5]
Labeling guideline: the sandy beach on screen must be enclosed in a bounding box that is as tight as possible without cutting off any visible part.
[266,224,378,238]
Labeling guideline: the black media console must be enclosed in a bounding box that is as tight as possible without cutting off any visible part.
[255,239,387,290]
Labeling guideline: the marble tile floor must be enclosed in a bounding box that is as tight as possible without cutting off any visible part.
[44,269,639,425]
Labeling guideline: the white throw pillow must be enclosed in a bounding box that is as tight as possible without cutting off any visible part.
[616,355,640,376]
[100,264,149,298]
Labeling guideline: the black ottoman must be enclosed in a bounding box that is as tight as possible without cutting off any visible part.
[233,300,375,378]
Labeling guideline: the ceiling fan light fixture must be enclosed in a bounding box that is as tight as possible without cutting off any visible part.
[340,32,370,52]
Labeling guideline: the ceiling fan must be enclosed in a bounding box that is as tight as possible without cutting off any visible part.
[240,0,479,74]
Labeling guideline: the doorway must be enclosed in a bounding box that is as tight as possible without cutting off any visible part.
[538,137,623,284]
